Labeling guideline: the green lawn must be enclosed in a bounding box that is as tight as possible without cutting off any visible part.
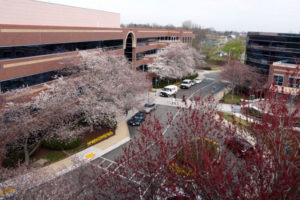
[34,143,85,166]
[39,151,67,165]
[221,93,245,104]
[210,65,224,71]
[219,112,250,130]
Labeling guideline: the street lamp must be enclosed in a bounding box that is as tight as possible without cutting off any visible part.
[228,47,236,64]
[154,78,159,96]
[211,86,216,98]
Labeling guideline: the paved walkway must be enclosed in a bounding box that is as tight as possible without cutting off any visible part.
[0,121,130,197]
[0,70,223,196]
[217,103,241,113]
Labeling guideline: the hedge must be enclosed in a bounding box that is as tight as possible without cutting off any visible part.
[3,151,24,168]
[42,137,82,150]
[153,73,199,88]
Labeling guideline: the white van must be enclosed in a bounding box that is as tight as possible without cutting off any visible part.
[160,85,178,97]
[180,79,193,89]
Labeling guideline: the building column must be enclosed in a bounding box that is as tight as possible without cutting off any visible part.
[283,73,289,87]
[132,48,137,69]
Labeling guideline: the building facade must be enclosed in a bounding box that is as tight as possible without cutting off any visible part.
[267,61,300,95]
[0,0,120,28]
[246,32,300,74]
[0,0,194,94]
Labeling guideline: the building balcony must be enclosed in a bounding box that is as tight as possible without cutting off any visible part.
[134,55,156,68]
[247,44,300,54]
[136,41,177,53]
[0,47,124,82]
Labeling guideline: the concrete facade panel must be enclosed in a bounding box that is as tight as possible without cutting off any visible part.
[0,52,75,81]
[0,24,194,84]
[0,0,120,28]
[136,44,161,53]
[0,25,124,46]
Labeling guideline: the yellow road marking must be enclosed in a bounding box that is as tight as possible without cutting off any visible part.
[85,153,95,159]
[0,187,16,195]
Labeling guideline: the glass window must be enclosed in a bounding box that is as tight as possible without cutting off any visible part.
[0,70,73,93]
[288,77,300,88]
[273,75,284,86]
[0,39,123,60]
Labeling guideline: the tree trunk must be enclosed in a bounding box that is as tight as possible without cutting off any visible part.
[231,85,234,103]
[24,136,30,167]
[29,141,41,157]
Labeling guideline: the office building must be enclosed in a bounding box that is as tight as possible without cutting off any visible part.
[0,0,194,94]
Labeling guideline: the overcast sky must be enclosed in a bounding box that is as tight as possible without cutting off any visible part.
[39,0,300,33]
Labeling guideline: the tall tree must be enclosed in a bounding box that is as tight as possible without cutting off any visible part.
[220,60,261,102]
[0,51,151,168]
[148,44,204,79]
[222,39,245,60]
[77,50,151,124]
[77,90,299,200]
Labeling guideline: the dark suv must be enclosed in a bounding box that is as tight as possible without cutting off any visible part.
[225,138,255,158]
[127,112,145,126]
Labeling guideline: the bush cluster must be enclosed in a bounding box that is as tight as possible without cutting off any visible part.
[3,151,24,168]
[42,137,81,150]
[153,73,198,88]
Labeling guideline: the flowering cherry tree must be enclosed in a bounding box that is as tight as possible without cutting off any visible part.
[148,44,204,79]
[77,50,151,125]
[0,51,151,170]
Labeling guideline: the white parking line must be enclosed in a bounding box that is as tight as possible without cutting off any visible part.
[100,156,117,164]
[162,110,180,135]
[162,81,216,136]
[189,81,215,99]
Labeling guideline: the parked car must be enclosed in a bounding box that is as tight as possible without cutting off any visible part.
[143,103,157,113]
[191,80,196,86]
[194,78,203,84]
[160,85,178,97]
[180,79,193,89]
[225,137,255,158]
[128,112,145,126]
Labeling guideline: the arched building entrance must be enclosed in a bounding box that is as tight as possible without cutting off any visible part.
[124,32,136,62]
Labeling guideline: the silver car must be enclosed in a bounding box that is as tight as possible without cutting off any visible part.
[194,78,203,84]
[143,103,157,113]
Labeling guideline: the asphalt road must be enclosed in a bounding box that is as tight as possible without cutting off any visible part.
[103,75,228,161]
[24,72,230,199]
[176,79,226,100]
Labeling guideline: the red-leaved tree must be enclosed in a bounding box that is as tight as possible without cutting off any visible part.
[77,90,299,200]
[220,60,262,102]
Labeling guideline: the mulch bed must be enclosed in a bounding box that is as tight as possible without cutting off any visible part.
[31,128,115,162]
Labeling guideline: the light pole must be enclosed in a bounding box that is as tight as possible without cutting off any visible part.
[154,78,158,96]
[228,47,236,64]
[212,86,216,97]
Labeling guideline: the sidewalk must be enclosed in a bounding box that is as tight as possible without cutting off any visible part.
[0,120,130,196]
[217,103,241,113]
[0,70,222,196]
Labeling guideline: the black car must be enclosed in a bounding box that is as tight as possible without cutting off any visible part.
[128,112,145,126]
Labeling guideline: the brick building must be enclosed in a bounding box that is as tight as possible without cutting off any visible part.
[0,0,194,94]
[267,61,300,95]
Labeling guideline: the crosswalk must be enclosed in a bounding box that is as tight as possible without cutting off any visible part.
[97,157,148,186]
